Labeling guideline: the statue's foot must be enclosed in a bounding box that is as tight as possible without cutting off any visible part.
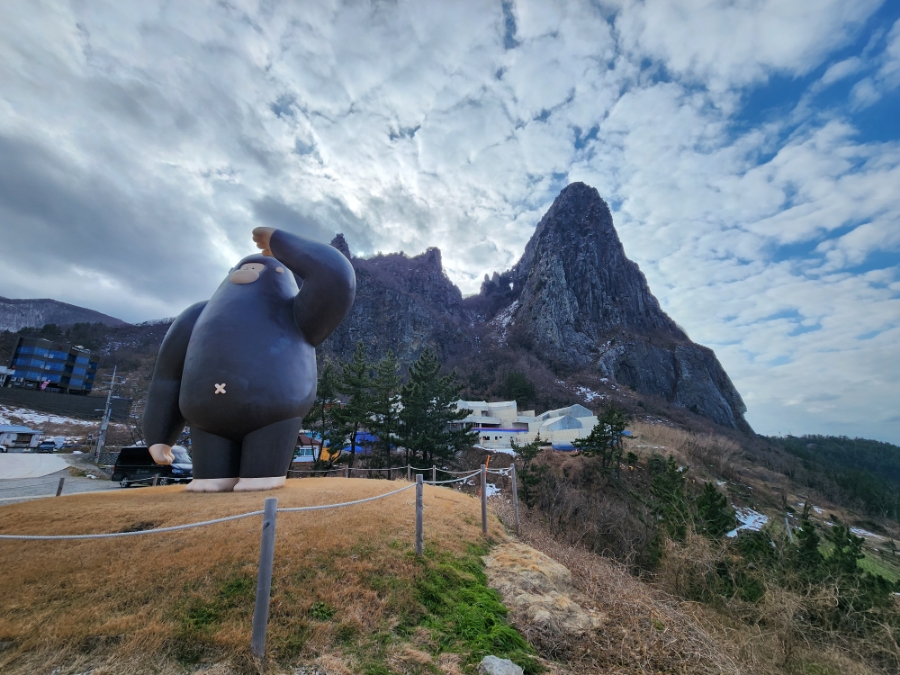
[186,477,239,492]
[233,476,286,492]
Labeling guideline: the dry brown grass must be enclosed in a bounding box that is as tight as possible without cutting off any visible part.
[0,478,508,674]
[491,499,742,675]
[626,422,742,479]
[491,498,895,675]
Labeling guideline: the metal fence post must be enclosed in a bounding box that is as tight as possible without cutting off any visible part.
[55,476,65,497]
[481,463,488,535]
[415,474,424,557]
[251,497,278,660]
[510,464,520,534]
[152,474,159,487]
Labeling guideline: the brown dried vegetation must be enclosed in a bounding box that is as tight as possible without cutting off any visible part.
[0,478,507,674]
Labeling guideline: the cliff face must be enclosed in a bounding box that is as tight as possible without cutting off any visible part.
[494,183,749,430]
[0,297,127,333]
[320,184,750,432]
[323,243,473,367]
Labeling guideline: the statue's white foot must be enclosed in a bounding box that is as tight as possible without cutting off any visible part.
[186,477,239,492]
[233,476,286,492]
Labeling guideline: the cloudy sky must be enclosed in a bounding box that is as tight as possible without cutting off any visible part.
[1,0,898,443]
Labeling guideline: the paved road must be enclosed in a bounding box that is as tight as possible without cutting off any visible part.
[0,455,121,505]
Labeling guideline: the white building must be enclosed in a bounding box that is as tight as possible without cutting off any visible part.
[454,400,608,453]
[0,425,45,449]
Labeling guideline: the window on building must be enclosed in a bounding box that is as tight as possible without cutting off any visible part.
[45,362,64,371]
[26,371,42,380]
[69,378,84,387]
[33,348,49,357]
[49,350,67,360]
[72,367,86,375]
[45,374,61,383]
[18,346,34,355]
[75,356,90,365]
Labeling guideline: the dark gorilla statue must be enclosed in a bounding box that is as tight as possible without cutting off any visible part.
[143,227,355,492]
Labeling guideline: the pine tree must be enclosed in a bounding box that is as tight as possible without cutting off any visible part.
[573,403,629,476]
[511,434,546,509]
[651,456,691,540]
[302,359,341,466]
[397,348,475,468]
[794,503,823,578]
[695,482,737,538]
[335,343,373,468]
[368,351,401,470]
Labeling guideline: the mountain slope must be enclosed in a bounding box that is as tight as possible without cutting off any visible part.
[321,183,749,431]
[0,297,127,332]
[495,183,748,430]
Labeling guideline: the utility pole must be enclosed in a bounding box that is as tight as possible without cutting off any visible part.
[94,365,118,463]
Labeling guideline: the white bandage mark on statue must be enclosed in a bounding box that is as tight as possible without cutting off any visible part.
[215,383,226,394]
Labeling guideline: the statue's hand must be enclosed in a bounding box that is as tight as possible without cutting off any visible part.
[252,227,276,257]
[149,443,175,465]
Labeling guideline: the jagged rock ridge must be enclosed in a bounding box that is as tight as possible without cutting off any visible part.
[320,184,749,432]
[0,297,127,333]
[497,183,748,431]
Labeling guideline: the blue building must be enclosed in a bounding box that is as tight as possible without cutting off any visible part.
[5,336,100,395]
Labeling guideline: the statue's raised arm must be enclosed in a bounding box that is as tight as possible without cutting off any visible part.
[252,227,356,347]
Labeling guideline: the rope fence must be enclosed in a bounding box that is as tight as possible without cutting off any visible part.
[0,461,520,662]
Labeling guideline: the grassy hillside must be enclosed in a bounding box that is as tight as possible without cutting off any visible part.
[767,435,900,522]
[0,479,532,675]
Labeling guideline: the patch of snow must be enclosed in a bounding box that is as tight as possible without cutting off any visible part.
[599,378,609,383]
[727,507,769,538]
[485,483,501,498]
[575,386,604,402]
[491,447,518,457]
[72,450,83,454]
[850,527,878,538]
[488,301,519,344]
[813,506,823,514]
[717,481,726,486]
[0,405,97,428]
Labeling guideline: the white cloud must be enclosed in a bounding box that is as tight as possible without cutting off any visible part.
[609,0,881,92]
[0,0,898,443]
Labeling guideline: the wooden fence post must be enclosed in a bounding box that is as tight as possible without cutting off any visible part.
[251,497,278,660]
[431,465,436,483]
[345,466,350,479]
[55,476,65,497]
[152,474,159,486]
[510,464,520,535]
[407,465,411,481]
[415,474,424,557]
[480,463,488,535]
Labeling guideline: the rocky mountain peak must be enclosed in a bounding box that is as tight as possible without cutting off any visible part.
[330,233,352,259]
[487,182,749,431]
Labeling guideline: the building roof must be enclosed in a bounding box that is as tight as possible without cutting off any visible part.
[0,425,42,434]
[539,403,594,420]
[540,415,584,431]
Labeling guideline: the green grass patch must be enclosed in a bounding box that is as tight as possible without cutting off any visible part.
[858,553,900,583]
[171,572,255,664]
[414,545,542,675]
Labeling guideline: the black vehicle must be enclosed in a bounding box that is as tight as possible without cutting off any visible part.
[111,445,193,488]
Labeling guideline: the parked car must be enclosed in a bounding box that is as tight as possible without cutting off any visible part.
[0,444,7,453]
[111,445,193,487]
[36,440,58,453]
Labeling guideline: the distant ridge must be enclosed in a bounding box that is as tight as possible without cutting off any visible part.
[0,297,127,333]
